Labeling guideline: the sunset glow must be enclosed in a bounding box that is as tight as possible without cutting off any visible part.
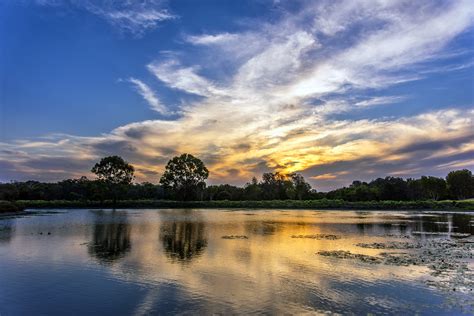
[1,0,473,190]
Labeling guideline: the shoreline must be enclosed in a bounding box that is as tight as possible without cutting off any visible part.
[7,199,474,211]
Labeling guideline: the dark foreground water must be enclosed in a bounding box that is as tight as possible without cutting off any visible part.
[0,209,473,315]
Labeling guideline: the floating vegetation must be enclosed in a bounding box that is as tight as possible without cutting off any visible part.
[291,234,341,240]
[382,234,411,239]
[318,250,382,264]
[221,235,248,239]
[356,242,422,249]
[318,238,474,312]
[411,232,470,238]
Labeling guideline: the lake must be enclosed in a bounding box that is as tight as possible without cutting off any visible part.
[0,209,472,315]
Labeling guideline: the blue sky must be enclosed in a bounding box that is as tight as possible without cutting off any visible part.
[0,0,473,190]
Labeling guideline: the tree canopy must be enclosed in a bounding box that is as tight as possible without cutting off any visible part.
[91,156,135,203]
[446,169,474,200]
[91,156,134,185]
[160,153,209,201]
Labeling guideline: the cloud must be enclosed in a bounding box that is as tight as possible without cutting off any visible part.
[3,0,474,189]
[185,33,238,45]
[128,78,167,114]
[287,0,474,98]
[147,59,226,97]
[35,0,176,36]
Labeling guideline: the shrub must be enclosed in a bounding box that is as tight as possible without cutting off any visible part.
[0,200,21,213]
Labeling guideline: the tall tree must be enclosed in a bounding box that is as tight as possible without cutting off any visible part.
[446,169,474,199]
[91,156,134,203]
[243,177,263,200]
[290,173,312,200]
[160,154,209,201]
[419,176,447,200]
[261,172,292,200]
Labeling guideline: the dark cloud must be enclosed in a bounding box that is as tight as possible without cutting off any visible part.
[248,160,273,175]
[226,168,240,177]
[315,132,372,147]
[156,146,178,157]
[301,147,474,191]
[199,151,224,165]
[395,134,474,154]
[123,127,148,139]
[136,168,161,179]
[232,143,251,152]
[21,156,93,171]
[90,140,137,155]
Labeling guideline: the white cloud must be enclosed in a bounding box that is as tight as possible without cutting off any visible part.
[128,78,167,114]
[185,33,238,45]
[147,59,225,97]
[36,0,176,35]
[98,10,175,36]
[5,0,474,188]
[286,0,474,99]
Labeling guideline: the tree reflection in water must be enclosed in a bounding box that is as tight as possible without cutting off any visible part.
[353,212,473,236]
[160,218,207,262]
[88,210,131,263]
[245,220,278,236]
[412,213,473,235]
[0,219,14,244]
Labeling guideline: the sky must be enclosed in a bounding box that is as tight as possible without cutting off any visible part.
[0,0,473,191]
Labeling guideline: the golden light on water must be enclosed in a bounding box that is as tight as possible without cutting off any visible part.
[3,209,471,314]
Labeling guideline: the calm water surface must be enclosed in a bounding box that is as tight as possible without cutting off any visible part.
[0,209,472,315]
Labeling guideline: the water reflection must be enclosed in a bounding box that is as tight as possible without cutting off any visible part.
[0,209,472,315]
[0,219,15,243]
[160,212,207,262]
[88,210,132,263]
[348,212,473,236]
[411,213,473,235]
[245,220,279,236]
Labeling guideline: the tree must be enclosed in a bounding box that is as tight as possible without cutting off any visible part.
[160,154,209,201]
[446,169,474,200]
[91,156,135,203]
[290,173,312,200]
[369,177,409,200]
[260,172,293,200]
[419,176,446,200]
[244,177,263,200]
[0,183,19,201]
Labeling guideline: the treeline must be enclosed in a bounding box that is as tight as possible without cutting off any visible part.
[207,170,474,201]
[0,157,472,202]
[0,177,163,201]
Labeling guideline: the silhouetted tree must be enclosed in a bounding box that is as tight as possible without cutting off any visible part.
[243,177,263,200]
[204,184,243,200]
[2,168,473,202]
[206,185,220,201]
[407,178,424,200]
[261,172,293,200]
[419,176,447,200]
[160,154,209,201]
[0,183,19,201]
[370,177,409,200]
[91,156,134,203]
[446,169,474,199]
[290,173,312,200]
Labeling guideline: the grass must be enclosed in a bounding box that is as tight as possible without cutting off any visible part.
[0,200,22,213]
[10,199,474,210]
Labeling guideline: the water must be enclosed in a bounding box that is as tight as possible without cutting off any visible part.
[0,209,472,315]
